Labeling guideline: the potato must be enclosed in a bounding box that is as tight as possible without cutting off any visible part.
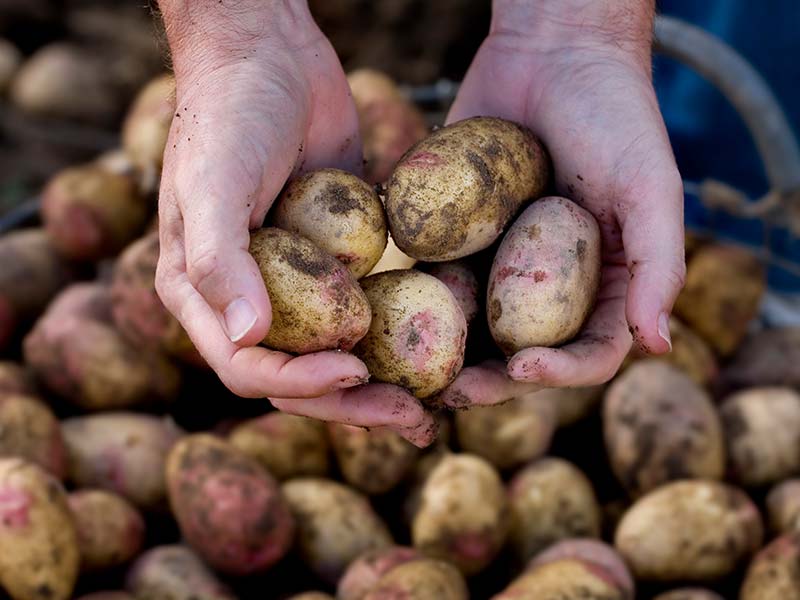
[347,68,428,184]
[0,38,21,93]
[412,453,507,575]
[385,116,549,261]
[328,423,417,494]
[767,479,800,535]
[536,385,604,427]
[740,533,800,600]
[603,361,725,496]
[287,594,334,600]
[68,489,145,571]
[337,546,422,600]
[75,593,135,600]
[0,362,36,396]
[493,559,628,600]
[282,478,393,583]
[228,413,329,481]
[615,480,763,581]
[41,163,148,261]
[126,545,236,600]
[719,327,800,392]
[653,590,725,600]
[0,458,79,600]
[271,168,388,279]
[421,260,479,324]
[674,244,765,356]
[487,196,601,352]
[0,394,66,478]
[720,387,800,487]
[249,228,371,353]
[354,270,466,398]
[62,412,183,510]
[166,434,294,575]
[454,391,555,470]
[121,74,175,173]
[367,233,416,275]
[363,558,468,600]
[507,458,601,563]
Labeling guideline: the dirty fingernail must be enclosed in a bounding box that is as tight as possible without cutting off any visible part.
[658,312,672,352]
[334,375,370,390]
[223,297,258,343]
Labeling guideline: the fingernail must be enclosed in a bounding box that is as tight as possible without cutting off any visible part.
[223,297,258,342]
[334,375,369,390]
[658,312,672,352]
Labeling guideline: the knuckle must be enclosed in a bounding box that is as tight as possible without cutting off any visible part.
[186,249,222,292]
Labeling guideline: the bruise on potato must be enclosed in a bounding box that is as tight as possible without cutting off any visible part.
[767,479,800,535]
[740,533,800,600]
[421,260,480,324]
[337,546,422,600]
[493,558,628,600]
[0,394,66,479]
[363,558,468,600]
[121,73,175,173]
[718,327,800,393]
[653,590,725,600]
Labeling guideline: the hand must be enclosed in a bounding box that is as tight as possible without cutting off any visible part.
[441,13,685,408]
[155,9,435,446]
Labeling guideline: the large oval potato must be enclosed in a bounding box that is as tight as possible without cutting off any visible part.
[615,479,763,581]
[493,558,628,600]
[121,73,175,174]
[0,393,66,479]
[740,533,800,600]
[165,434,294,575]
[767,479,800,535]
[363,558,468,600]
[487,196,601,352]
[0,458,79,600]
[337,546,422,600]
[385,116,549,261]
[272,168,387,279]
[354,269,466,398]
[249,228,371,353]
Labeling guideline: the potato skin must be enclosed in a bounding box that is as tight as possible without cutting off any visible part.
[412,453,507,575]
[249,227,371,353]
[62,412,183,510]
[719,327,800,392]
[507,458,601,563]
[767,479,800,535]
[615,480,763,581]
[272,168,388,279]
[282,478,393,583]
[740,533,800,600]
[493,559,628,600]
[0,394,66,479]
[0,362,36,396]
[228,413,329,481]
[126,545,236,600]
[121,74,175,173]
[363,559,468,600]
[355,270,466,398]
[165,434,294,575]
[386,116,549,261]
[337,546,422,600]
[422,260,479,324]
[653,590,725,600]
[603,361,725,496]
[0,458,80,600]
[488,196,601,352]
[68,489,145,571]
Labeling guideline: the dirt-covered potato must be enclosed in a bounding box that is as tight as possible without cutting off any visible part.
[719,327,800,392]
[0,38,21,93]
[337,546,422,600]
[126,545,236,600]
[767,479,800,535]
[674,244,765,356]
[0,394,66,478]
[166,434,294,575]
[249,228,371,353]
[653,590,725,600]
[507,458,601,563]
[0,458,79,600]
[41,164,148,261]
[228,413,329,481]
[454,392,555,470]
[272,169,387,279]
[740,533,800,600]
[347,68,428,184]
[493,559,628,600]
[328,423,417,495]
[363,558,468,600]
[354,269,466,398]
[62,412,183,510]
[412,453,507,575]
[615,480,763,581]
[68,489,145,571]
[421,260,479,324]
[535,385,604,427]
[367,234,416,275]
[0,362,35,396]
[487,197,601,352]
[121,74,175,173]
[385,117,549,261]
[603,361,725,496]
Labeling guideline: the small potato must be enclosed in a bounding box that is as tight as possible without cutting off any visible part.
[68,489,145,571]
[0,394,66,478]
[166,434,294,575]
[367,234,416,275]
[249,228,371,353]
[62,412,183,510]
[228,413,329,481]
[271,169,388,279]
[328,423,417,495]
[653,590,725,600]
[720,387,800,487]
[126,545,236,600]
[719,327,800,392]
[0,362,36,396]
[282,478,393,583]
[615,480,763,581]
[363,559,468,600]
[355,270,466,398]
[454,392,555,470]
[337,546,422,600]
[603,361,725,496]
[493,559,628,600]
[767,479,800,535]
[507,458,601,563]
[488,196,601,352]
[121,74,175,173]
[0,458,79,600]
[740,533,800,600]
[535,385,604,427]
[412,453,507,575]
[674,244,765,356]
[421,260,479,324]
[385,117,549,261]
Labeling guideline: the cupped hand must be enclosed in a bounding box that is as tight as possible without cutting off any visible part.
[442,30,685,408]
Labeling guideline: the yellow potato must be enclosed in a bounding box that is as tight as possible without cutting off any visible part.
[493,559,627,600]
[0,393,66,479]
[740,533,800,600]
[121,74,175,173]
[337,546,422,600]
[363,558,468,600]
[767,479,800,535]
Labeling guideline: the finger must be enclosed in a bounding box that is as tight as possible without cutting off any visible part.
[270,383,438,448]
[439,360,541,409]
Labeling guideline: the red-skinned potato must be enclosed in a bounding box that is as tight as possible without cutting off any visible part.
[121,73,175,174]
[363,558,468,600]
[0,362,36,396]
[0,393,66,479]
[740,533,800,600]
[492,558,628,600]
[337,546,422,600]
[421,260,480,324]
[767,479,800,535]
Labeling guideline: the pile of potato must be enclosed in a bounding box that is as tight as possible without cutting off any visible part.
[0,66,797,600]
